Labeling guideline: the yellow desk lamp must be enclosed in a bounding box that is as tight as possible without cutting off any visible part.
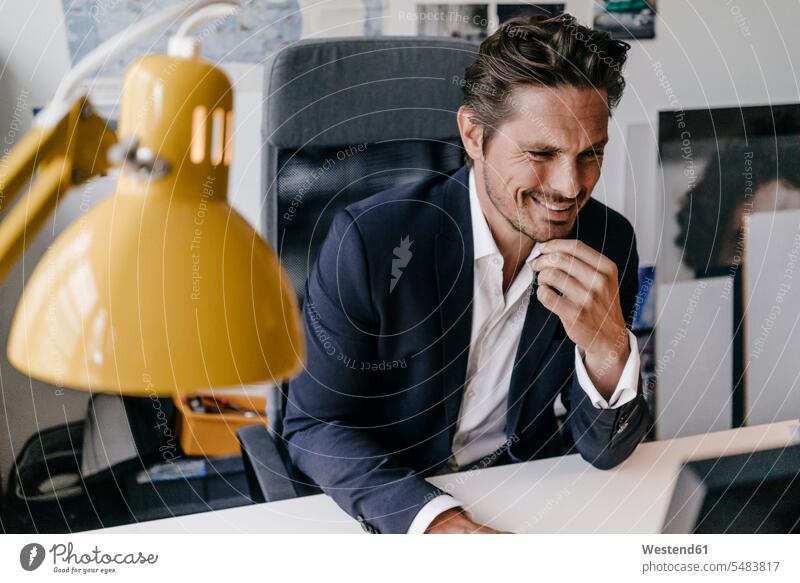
[0,1,303,397]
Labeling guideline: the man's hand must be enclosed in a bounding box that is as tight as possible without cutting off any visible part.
[531,239,630,399]
[424,508,509,534]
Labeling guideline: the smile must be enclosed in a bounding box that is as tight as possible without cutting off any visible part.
[541,200,574,211]
[531,196,575,214]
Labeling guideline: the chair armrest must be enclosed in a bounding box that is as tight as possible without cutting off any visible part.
[237,424,320,503]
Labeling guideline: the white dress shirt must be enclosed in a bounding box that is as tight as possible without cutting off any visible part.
[407,170,641,533]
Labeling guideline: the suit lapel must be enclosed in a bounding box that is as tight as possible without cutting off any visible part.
[434,167,473,443]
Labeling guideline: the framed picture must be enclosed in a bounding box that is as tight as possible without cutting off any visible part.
[497,3,565,23]
[593,0,656,40]
[658,103,800,282]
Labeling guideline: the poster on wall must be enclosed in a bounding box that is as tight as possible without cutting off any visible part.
[658,103,800,283]
[593,0,656,40]
[415,4,489,40]
[497,3,564,23]
[61,0,305,77]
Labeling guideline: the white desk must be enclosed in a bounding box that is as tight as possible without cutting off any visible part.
[97,420,799,534]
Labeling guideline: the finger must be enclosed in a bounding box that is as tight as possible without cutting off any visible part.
[539,239,616,277]
[533,253,608,295]
[476,526,506,534]
[481,526,514,534]
[536,267,591,306]
[469,522,508,534]
[537,282,578,322]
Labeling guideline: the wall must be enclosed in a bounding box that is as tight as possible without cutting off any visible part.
[0,0,83,494]
[607,0,800,266]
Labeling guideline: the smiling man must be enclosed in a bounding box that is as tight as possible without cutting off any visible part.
[283,14,649,534]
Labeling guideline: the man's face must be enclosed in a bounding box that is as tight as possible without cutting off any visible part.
[476,85,610,242]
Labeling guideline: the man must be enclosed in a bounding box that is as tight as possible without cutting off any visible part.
[283,14,649,534]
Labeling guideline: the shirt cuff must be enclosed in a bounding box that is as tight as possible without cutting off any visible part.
[406,495,463,534]
[574,328,640,409]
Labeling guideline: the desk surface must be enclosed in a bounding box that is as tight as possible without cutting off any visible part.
[98,420,799,534]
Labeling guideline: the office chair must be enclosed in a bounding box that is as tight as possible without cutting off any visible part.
[238,36,477,504]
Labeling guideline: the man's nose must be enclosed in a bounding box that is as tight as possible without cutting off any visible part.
[546,160,581,200]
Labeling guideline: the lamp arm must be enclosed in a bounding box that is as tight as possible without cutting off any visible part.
[0,116,64,215]
[0,98,117,282]
[175,2,239,37]
[0,1,237,280]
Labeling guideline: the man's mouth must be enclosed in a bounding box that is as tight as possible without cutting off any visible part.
[529,194,576,218]
[539,200,574,211]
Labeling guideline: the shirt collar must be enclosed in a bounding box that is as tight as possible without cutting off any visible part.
[468,169,542,265]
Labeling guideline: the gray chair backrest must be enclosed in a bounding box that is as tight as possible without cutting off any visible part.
[261,36,478,297]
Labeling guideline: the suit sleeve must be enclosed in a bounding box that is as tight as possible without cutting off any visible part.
[282,209,445,533]
[561,228,650,470]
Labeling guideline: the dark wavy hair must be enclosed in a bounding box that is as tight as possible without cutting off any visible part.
[675,139,800,273]
[460,13,630,167]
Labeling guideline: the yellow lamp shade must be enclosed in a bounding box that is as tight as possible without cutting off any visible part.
[7,53,304,395]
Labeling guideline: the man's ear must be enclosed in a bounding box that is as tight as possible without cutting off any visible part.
[457,106,485,165]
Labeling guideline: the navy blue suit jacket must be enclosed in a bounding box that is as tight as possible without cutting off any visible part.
[283,166,649,533]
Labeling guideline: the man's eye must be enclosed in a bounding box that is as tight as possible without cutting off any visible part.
[527,151,553,159]
[581,150,604,159]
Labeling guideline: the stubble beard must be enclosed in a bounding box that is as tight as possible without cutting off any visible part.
[482,171,576,243]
